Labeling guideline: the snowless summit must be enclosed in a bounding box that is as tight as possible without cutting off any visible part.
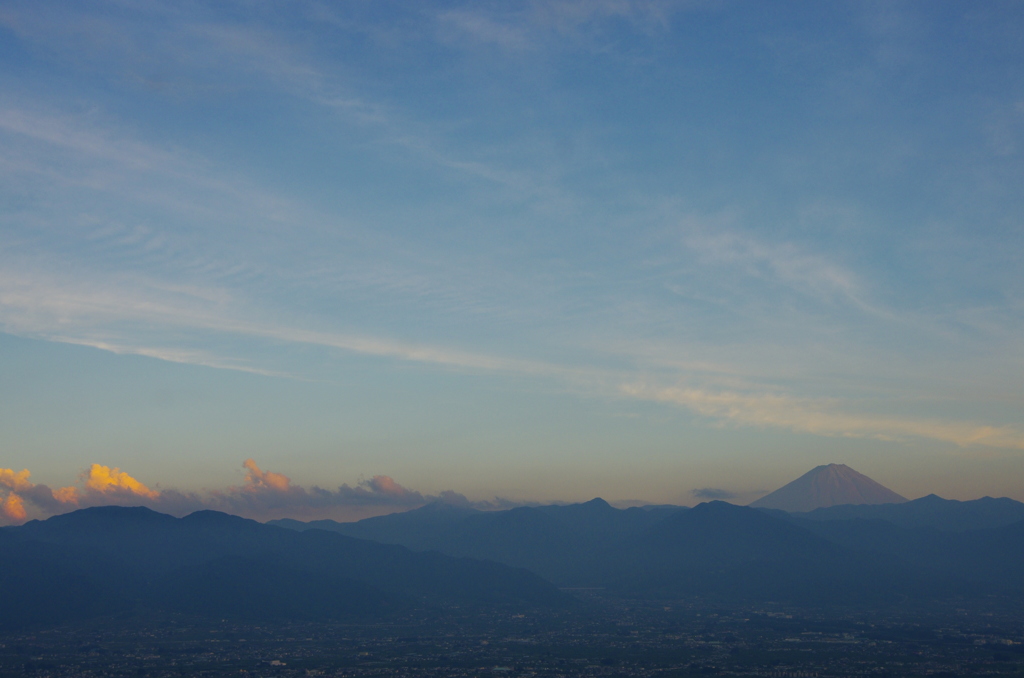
[749,463,907,513]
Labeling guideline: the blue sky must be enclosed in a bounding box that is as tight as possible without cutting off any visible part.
[1,0,1023,520]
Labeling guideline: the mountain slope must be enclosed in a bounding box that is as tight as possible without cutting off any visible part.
[750,463,907,512]
[270,495,1024,602]
[792,513,1024,594]
[592,501,914,603]
[271,501,481,551]
[0,506,568,630]
[272,499,684,584]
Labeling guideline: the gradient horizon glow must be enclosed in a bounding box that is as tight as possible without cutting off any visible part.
[2,1,1023,523]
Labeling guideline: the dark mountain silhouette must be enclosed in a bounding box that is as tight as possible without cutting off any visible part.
[278,495,1024,604]
[272,498,684,584]
[0,506,568,631]
[0,528,126,628]
[792,494,1024,531]
[7,493,1024,630]
[750,463,907,512]
[587,501,920,604]
[272,500,482,551]
[792,513,1024,594]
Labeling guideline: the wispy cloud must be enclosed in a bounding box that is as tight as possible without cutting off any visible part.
[3,263,1022,452]
[0,107,183,173]
[2,0,1022,468]
[0,266,580,379]
[621,382,1024,450]
[52,337,293,379]
[0,4,532,200]
[0,101,299,231]
[438,11,533,51]
[691,487,736,501]
[679,223,872,310]
[435,0,679,51]
[0,98,569,366]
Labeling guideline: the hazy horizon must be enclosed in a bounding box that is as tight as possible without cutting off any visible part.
[1,456,1017,524]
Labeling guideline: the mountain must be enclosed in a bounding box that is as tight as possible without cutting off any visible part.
[7,500,1024,629]
[0,506,568,631]
[272,498,685,584]
[588,501,1024,602]
[791,512,1024,594]
[328,496,1024,601]
[270,498,1024,604]
[589,501,916,604]
[793,494,1024,531]
[271,500,482,551]
[749,463,907,512]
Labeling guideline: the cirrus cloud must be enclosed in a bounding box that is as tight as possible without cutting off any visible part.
[620,382,1024,450]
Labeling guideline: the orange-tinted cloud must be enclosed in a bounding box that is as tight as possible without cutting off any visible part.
[203,461,433,518]
[81,464,159,499]
[0,464,169,524]
[1,492,26,522]
[0,463,163,524]
[0,460,520,523]
[242,459,291,492]
[52,485,80,504]
[0,460,441,523]
[0,468,33,492]
[0,468,80,524]
[364,475,418,500]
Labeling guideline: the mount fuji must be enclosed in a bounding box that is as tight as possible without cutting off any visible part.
[749,463,907,513]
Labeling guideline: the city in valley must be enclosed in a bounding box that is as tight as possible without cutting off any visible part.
[4,598,1024,677]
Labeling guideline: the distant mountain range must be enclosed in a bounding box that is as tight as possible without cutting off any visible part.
[791,493,1024,531]
[5,465,1024,631]
[749,463,907,512]
[271,489,1024,604]
[0,506,566,630]
[273,498,679,584]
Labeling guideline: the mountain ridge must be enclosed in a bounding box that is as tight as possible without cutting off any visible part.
[792,494,1024,531]
[0,505,569,630]
[271,499,685,584]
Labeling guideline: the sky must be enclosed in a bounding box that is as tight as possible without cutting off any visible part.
[1,0,1023,523]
